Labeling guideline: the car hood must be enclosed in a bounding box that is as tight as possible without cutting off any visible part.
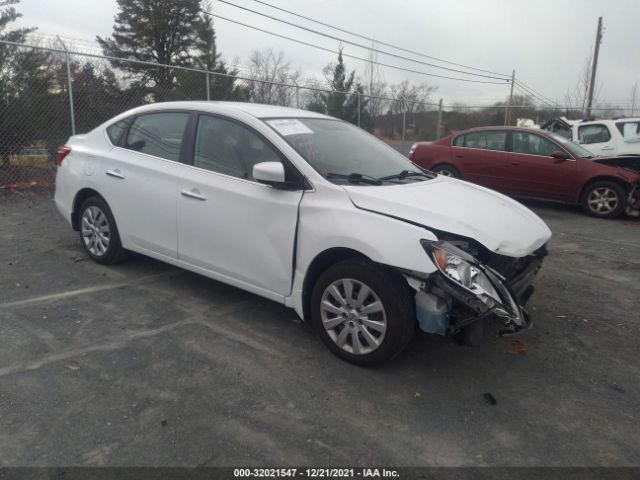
[343,177,552,258]
[593,156,640,173]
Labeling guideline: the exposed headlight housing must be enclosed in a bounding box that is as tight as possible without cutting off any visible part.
[422,240,502,309]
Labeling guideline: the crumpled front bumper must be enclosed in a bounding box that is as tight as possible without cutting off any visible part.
[626,183,640,217]
[433,248,545,335]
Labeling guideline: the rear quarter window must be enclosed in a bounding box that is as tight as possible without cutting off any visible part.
[452,134,465,147]
[106,120,129,145]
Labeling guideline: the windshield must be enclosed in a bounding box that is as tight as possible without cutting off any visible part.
[264,118,426,184]
[550,133,595,159]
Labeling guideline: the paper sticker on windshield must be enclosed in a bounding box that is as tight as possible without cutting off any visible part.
[266,119,313,136]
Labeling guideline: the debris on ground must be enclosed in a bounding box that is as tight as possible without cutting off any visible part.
[509,338,529,355]
[610,384,625,394]
[483,393,497,406]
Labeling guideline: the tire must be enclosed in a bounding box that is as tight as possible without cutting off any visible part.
[581,181,626,219]
[310,259,415,366]
[432,164,460,178]
[78,196,127,264]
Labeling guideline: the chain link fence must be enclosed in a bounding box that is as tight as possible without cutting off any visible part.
[1,38,632,189]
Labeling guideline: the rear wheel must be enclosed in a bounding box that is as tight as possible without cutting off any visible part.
[581,181,626,218]
[79,196,127,264]
[432,164,460,178]
[310,259,415,366]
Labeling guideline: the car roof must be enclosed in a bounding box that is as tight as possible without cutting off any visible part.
[124,101,332,120]
[453,126,553,135]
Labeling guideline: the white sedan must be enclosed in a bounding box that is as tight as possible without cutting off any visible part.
[54,102,551,365]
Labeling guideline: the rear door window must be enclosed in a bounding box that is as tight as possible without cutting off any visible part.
[511,132,558,156]
[125,112,190,161]
[463,131,507,151]
[452,134,465,147]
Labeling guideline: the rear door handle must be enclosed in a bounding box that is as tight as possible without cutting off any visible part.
[511,161,521,165]
[106,169,125,179]
[455,154,464,158]
[181,189,207,201]
[601,146,615,150]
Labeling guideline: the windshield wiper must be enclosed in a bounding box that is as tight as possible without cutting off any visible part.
[379,169,436,181]
[326,172,382,185]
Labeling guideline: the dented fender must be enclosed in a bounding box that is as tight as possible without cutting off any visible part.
[286,185,439,318]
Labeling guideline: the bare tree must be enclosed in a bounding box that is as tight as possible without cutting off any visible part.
[388,80,437,115]
[246,48,300,106]
[363,42,388,119]
[564,53,602,118]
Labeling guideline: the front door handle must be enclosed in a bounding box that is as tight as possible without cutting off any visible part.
[106,169,125,179]
[511,161,521,165]
[181,189,207,201]
[601,146,615,150]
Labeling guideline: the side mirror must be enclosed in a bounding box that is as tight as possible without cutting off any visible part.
[253,161,286,186]
[551,150,570,160]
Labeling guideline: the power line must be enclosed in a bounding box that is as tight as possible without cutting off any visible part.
[515,79,557,106]
[214,0,508,81]
[248,0,511,78]
[513,82,557,108]
[204,12,510,85]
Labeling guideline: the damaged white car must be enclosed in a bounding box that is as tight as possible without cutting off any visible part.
[54,102,552,366]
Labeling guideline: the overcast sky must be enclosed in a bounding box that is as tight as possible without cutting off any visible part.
[12,0,639,107]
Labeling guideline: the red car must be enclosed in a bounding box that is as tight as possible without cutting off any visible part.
[409,126,640,218]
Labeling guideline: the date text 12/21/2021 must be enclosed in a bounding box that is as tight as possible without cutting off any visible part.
[233,468,400,478]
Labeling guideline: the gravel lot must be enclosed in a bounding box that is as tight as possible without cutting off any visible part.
[1,189,639,467]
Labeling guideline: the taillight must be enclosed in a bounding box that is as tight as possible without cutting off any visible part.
[55,146,71,166]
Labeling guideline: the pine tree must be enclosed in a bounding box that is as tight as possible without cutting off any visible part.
[0,0,53,166]
[96,0,202,95]
[321,47,355,119]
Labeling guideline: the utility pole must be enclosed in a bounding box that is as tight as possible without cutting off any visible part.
[505,69,515,126]
[586,16,603,119]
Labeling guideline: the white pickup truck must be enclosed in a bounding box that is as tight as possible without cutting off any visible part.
[544,117,640,157]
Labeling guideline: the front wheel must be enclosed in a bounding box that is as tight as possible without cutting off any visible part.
[310,259,415,366]
[581,181,626,218]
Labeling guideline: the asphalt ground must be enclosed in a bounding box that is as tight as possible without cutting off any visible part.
[0,189,639,467]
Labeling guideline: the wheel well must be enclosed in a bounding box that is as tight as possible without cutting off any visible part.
[301,247,368,320]
[432,163,459,172]
[579,176,630,203]
[71,188,103,230]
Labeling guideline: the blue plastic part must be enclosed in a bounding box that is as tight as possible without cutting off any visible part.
[416,306,450,336]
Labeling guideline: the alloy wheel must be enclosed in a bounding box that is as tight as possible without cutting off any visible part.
[320,278,387,355]
[81,206,111,256]
[587,187,619,214]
